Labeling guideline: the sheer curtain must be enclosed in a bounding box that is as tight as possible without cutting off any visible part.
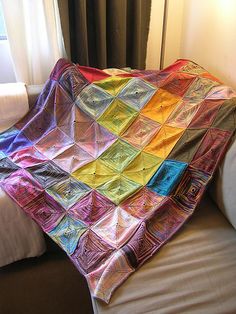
[1,0,66,85]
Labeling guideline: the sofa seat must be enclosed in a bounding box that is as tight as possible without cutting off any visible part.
[0,249,93,314]
[93,195,236,314]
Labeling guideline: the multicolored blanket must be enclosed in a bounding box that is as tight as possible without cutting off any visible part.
[0,59,236,303]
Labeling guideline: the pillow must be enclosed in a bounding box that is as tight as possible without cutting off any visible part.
[209,134,236,229]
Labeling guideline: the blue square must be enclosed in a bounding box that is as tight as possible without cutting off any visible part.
[147,160,188,196]
[0,127,33,155]
[0,127,19,153]
[49,216,87,255]
[118,78,156,110]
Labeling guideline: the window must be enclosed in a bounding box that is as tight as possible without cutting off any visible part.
[0,3,16,83]
[0,2,7,40]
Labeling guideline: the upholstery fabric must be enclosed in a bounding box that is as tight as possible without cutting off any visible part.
[0,83,46,267]
[0,58,236,303]
[0,83,28,132]
[0,187,45,267]
[210,133,236,229]
[93,195,236,313]
[26,85,44,109]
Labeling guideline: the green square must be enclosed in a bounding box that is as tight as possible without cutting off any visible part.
[99,139,139,172]
[46,177,91,209]
[97,99,138,135]
[97,175,142,205]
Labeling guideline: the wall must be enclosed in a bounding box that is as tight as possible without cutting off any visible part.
[163,0,184,68]
[160,0,236,89]
[146,0,184,70]
[58,0,71,59]
[145,0,165,69]
[179,0,236,89]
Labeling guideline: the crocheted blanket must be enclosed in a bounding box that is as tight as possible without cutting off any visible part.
[0,59,236,303]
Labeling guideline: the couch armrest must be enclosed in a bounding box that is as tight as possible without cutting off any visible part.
[26,84,44,108]
[209,133,236,229]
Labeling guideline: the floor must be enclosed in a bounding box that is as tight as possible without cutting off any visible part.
[0,250,93,314]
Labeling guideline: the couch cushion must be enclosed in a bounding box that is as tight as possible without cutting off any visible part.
[92,195,236,314]
[26,84,44,108]
[0,188,46,267]
[0,83,29,132]
[0,251,93,314]
[209,134,236,229]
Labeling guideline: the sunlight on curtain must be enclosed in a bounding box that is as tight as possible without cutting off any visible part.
[1,0,66,85]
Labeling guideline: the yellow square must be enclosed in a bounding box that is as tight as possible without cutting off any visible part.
[141,89,180,124]
[144,125,185,158]
[94,76,131,96]
[123,152,163,185]
[71,160,116,189]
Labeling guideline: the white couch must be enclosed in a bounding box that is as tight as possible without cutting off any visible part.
[1,85,236,314]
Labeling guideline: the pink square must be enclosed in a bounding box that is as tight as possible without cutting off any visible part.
[121,187,165,219]
[71,230,114,274]
[121,115,161,149]
[1,169,43,207]
[53,144,94,173]
[166,100,202,128]
[10,146,48,168]
[24,193,65,232]
[68,190,115,225]
[76,121,117,158]
[35,128,74,159]
[59,107,117,158]
[92,207,140,248]
[86,250,134,303]
[59,107,94,140]
[147,198,189,242]
[122,222,160,268]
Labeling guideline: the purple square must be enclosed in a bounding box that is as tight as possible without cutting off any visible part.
[68,190,115,225]
[1,169,43,207]
[71,230,114,274]
[24,193,65,232]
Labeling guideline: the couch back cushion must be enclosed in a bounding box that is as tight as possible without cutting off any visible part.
[210,134,236,229]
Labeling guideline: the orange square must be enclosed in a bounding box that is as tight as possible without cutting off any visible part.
[144,125,185,158]
[141,89,180,124]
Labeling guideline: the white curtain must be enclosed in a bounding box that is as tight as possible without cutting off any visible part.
[1,0,66,85]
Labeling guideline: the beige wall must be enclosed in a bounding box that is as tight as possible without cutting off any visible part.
[163,0,184,68]
[180,0,236,89]
[147,0,236,89]
[58,0,71,59]
[146,0,165,70]
[146,0,184,70]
